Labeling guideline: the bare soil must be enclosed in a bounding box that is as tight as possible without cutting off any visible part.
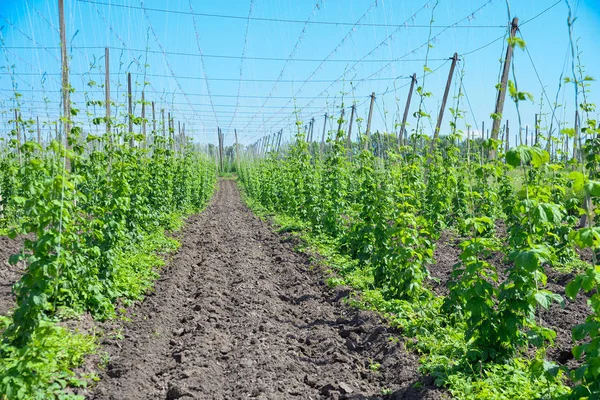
[87,180,447,400]
[0,235,25,315]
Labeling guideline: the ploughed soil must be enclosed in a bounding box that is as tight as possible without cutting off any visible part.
[88,180,447,400]
[428,228,591,369]
[0,235,25,315]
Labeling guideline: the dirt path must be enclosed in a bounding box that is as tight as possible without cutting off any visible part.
[89,180,445,400]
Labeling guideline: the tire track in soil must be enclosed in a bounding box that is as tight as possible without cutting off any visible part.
[89,180,446,400]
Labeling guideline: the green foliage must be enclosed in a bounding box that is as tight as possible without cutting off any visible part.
[0,316,96,400]
[0,122,216,398]
[239,118,592,398]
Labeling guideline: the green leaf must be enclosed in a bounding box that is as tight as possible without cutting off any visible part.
[8,254,21,265]
[566,279,582,299]
[585,180,600,197]
[568,171,586,192]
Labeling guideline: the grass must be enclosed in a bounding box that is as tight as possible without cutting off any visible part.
[0,317,97,400]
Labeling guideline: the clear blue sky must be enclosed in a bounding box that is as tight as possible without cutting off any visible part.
[0,0,598,146]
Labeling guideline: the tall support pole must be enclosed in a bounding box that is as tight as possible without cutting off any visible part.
[151,101,156,146]
[320,113,327,160]
[433,53,459,146]
[505,120,510,155]
[337,107,345,140]
[105,47,111,140]
[36,116,41,147]
[534,113,539,145]
[182,123,185,149]
[59,0,70,168]
[525,125,529,146]
[482,121,485,141]
[167,112,171,140]
[573,110,579,162]
[15,110,21,165]
[218,128,224,173]
[365,92,375,150]
[400,73,416,146]
[481,121,485,161]
[347,104,356,152]
[127,72,133,147]
[178,121,181,154]
[277,129,283,153]
[170,115,175,153]
[234,128,240,172]
[161,109,166,138]
[490,17,519,159]
[141,91,146,147]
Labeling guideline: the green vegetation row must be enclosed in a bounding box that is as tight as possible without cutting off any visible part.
[238,120,600,399]
[0,124,216,398]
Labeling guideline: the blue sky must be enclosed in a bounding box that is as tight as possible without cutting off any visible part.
[0,0,598,146]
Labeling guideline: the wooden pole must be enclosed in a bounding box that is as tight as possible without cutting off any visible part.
[433,53,459,146]
[162,109,166,138]
[234,128,240,172]
[178,121,181,154]
[152,101,156,146]
[320,113,327,160]
[534,113,539,145]
[307,118,314,142]
[573,110,579,162]
[141,91,146,147]
[182,123,185,148]
[218,127,224,172]
[105,47,110,140]
[365,92,375,150]
[59,0,70,168]
[277,129,283,153]
[400,73,416,146]
[525,125,529,146]
[347,104,356,151]
[505,120,510,154]
[170,115,175,152]
[36,116,41,147]
[490,17,519,158]
[337,107,345,140]
[127,72,133,147]
[15,110,21,165]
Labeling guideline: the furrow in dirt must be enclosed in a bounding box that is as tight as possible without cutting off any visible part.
[88,180,446,400]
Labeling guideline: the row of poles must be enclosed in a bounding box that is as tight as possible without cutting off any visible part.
[19,6,581,171]
[246,18,539,160]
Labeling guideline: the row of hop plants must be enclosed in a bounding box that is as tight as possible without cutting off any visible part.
[0,112,216,398]
[238,115,600,398]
